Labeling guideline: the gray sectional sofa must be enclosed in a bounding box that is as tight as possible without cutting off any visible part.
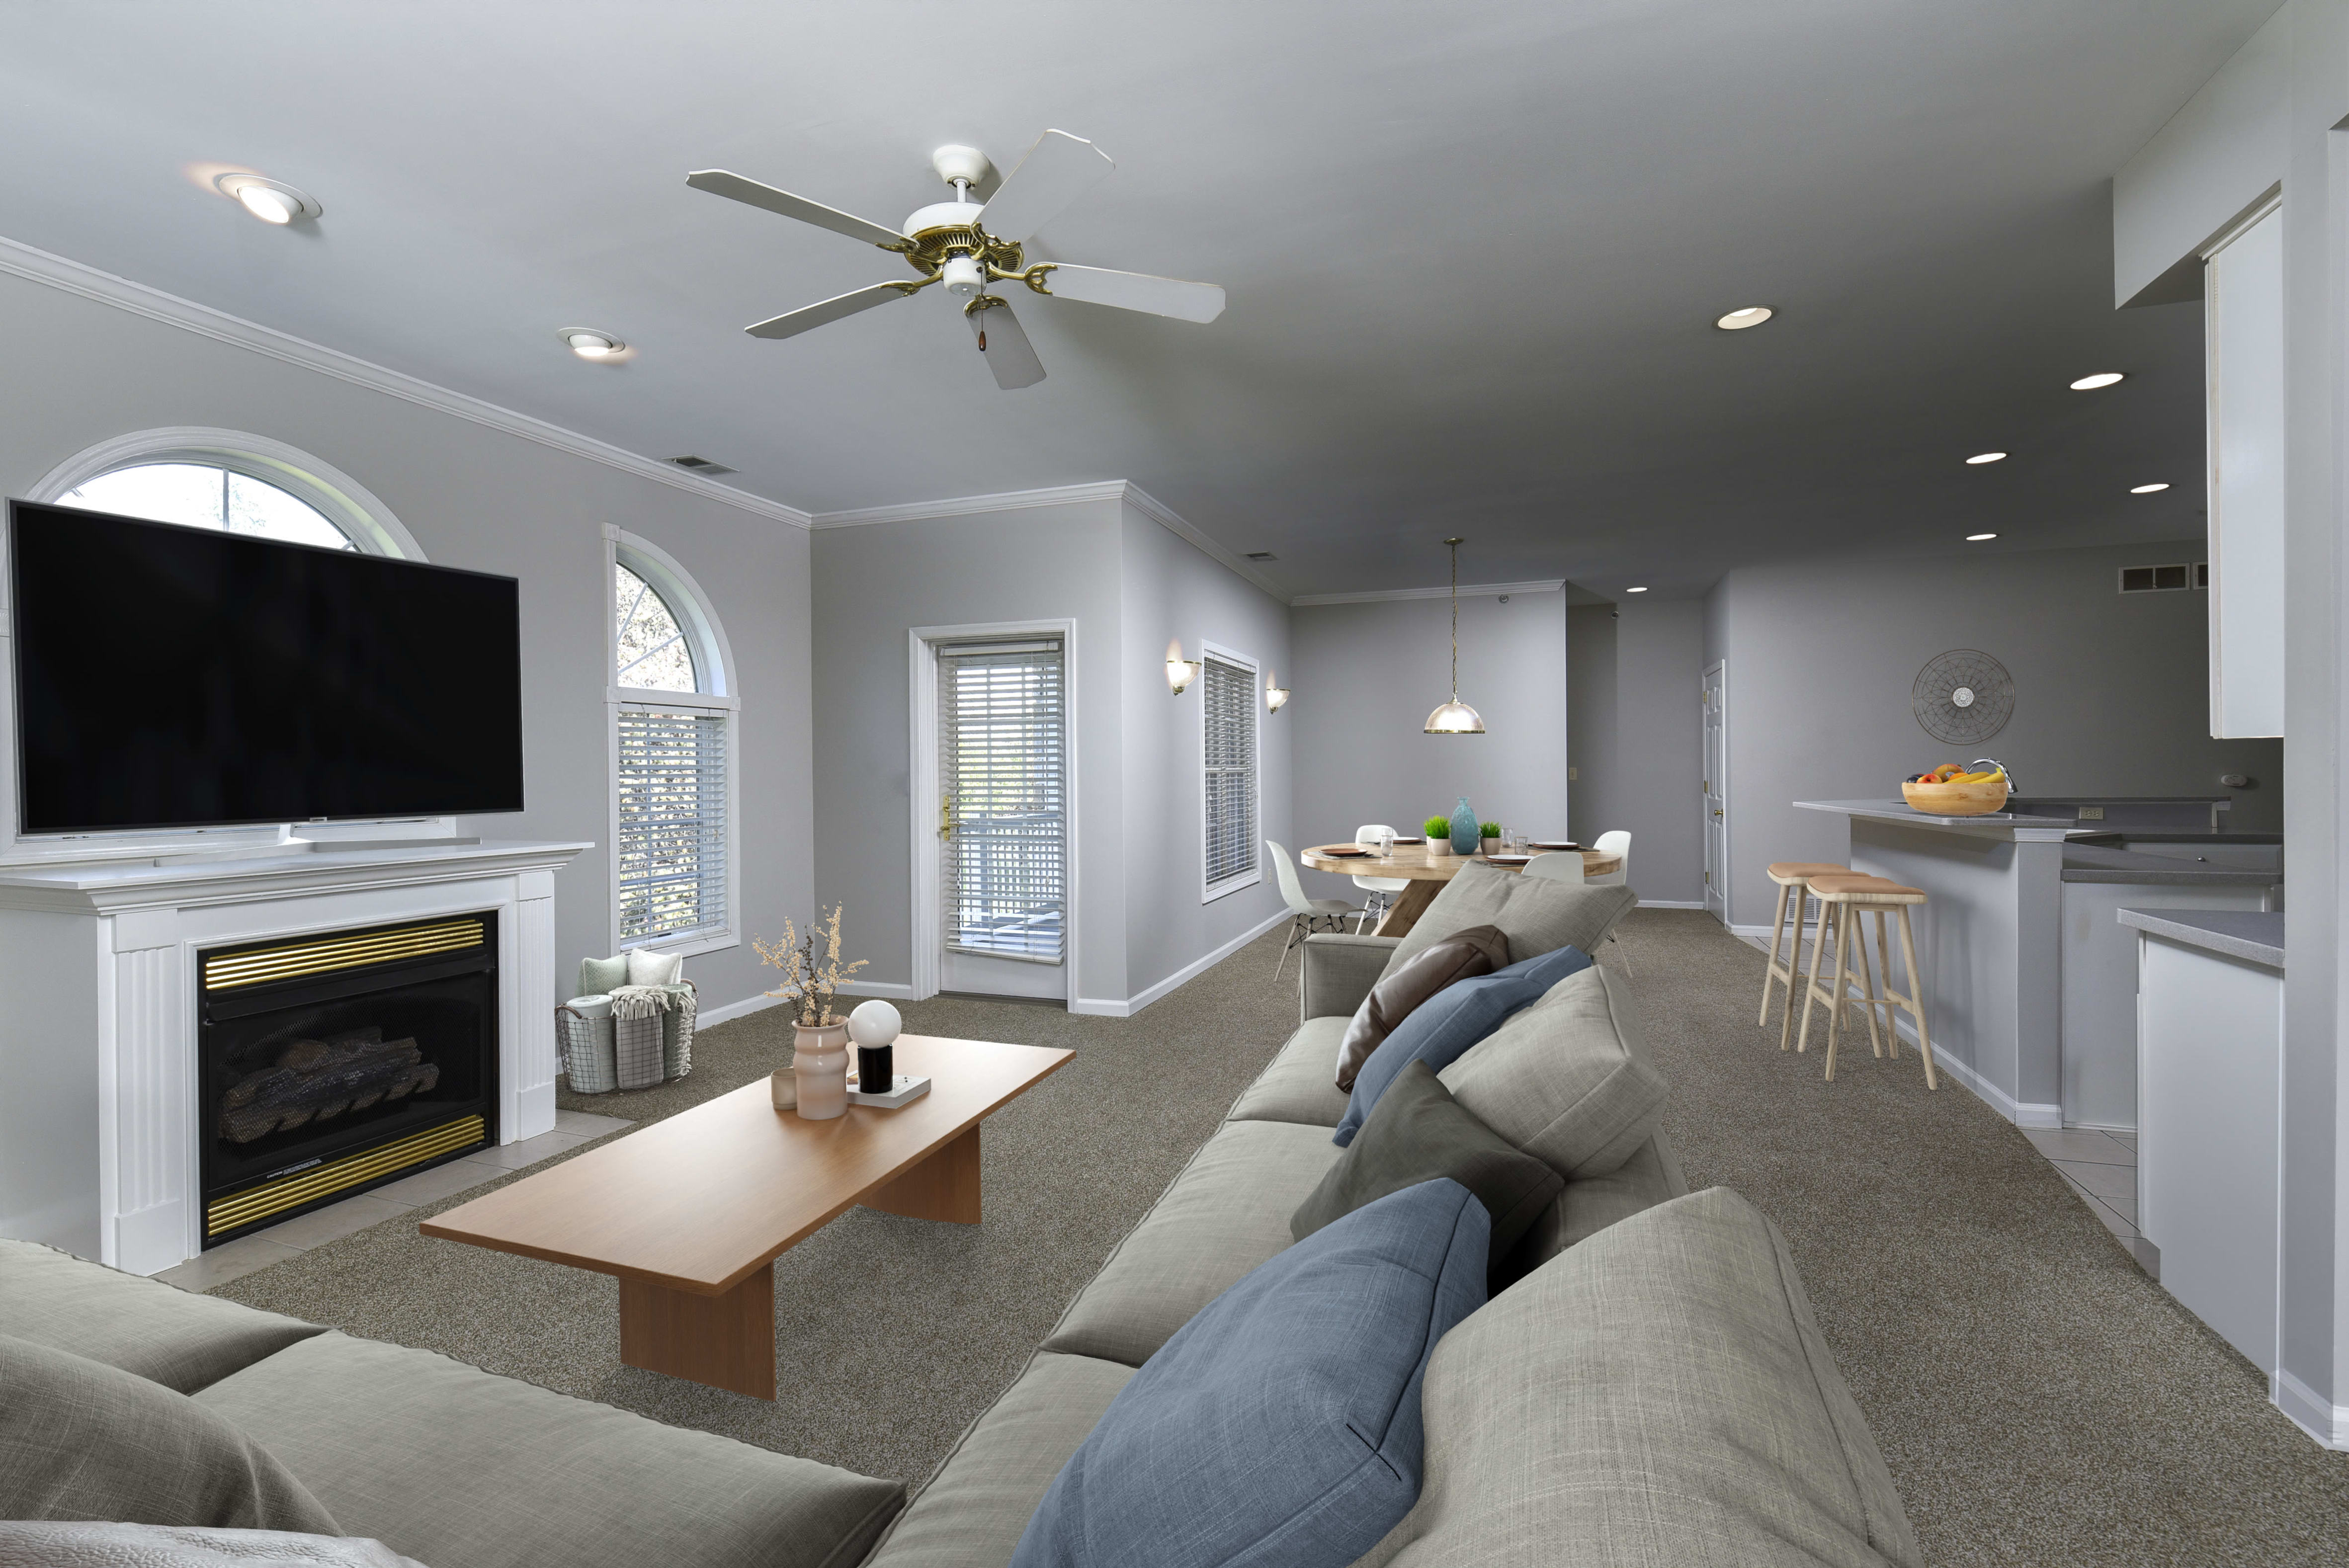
[1,866,1921,1568]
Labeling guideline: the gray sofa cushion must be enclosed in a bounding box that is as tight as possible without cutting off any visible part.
[1381,862,1636,978]
[1359,1188,1922,1568]
[0,1238,324,1394]
[861,1353,1134,1568]
[194,1332,902,1568]
[0,1524,423,1568]
[0,1334,338,1533]
[1499,1131,1689,1287]
[1439,964,1668,1180]
[1040,1119,1342,1367]
[1225,1015,1352,1127]
[1300,934,1397,1022]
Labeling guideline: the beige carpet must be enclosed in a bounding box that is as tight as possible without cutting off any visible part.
[214,911,2349,1565]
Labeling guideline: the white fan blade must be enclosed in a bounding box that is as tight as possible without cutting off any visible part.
[977,130,1114,243]
[746,282,914,340]
[687,170,907,250]
[964,300,1046,390]
[1034,263,1225,324]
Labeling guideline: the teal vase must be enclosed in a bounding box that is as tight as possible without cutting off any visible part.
[1449,797,1479,858]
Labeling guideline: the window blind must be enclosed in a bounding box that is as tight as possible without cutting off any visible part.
[616,707,728,943]
[941,641,1065,963]
[1202,655,1258,891]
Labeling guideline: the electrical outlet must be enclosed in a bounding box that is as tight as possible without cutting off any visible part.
[2078,806,2105,821]
[1568,766,1579,781]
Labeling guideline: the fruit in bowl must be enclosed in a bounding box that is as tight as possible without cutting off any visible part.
[1901,759,2010,816]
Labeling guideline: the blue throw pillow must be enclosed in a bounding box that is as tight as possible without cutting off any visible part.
[1333,943,1593,1147]
[1009,1179,1489,1568]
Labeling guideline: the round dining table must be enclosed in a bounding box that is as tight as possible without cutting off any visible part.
[1298,842,1623,937]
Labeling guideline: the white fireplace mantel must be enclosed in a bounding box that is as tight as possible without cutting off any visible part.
[0,838,588,1274]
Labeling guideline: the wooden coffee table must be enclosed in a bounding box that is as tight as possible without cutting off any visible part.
[420,1034,1071,1400]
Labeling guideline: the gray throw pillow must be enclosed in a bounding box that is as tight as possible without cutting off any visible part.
[0,1333,339,1533]
[1380,862,1636,981]
[1439,964,1669,1180]
[1293,1061,1564,1294]
[579,954,630,995]
[1336,924,1509,1090]
[0,1238,324,1395]
[0,1524,426,1568]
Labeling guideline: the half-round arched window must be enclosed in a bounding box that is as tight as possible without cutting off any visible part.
[605,526,740,955]
[29,428,422,559]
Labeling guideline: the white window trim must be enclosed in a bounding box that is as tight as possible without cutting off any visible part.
[604,524,742,959]
[1198,639,1262,904]
[909,619,1080,1001]
[0,429,442,864]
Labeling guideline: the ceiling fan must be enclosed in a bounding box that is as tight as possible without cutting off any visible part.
[685,131,1225,391]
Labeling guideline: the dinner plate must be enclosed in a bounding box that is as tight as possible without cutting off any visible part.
[1528,840,1580,850]
[1391,836,1425,844]
[1485,853,1535,866]
[1320,847,1372,857]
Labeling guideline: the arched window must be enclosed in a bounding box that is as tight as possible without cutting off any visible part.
[29,429,421,559]
[605,526,740,955]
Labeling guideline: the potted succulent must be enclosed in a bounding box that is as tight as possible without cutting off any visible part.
[1424,815,1453,855]
[1480,821,1502,856]
[754,905,868,1119]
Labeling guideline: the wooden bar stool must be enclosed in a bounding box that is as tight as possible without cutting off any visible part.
[1759,862,1849,1051]
[1799,874,1937,1087]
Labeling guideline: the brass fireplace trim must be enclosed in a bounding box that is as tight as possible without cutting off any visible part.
[203,918,487,991]
[205,1114,486,1237]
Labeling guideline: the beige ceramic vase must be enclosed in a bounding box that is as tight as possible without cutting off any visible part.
[792,1020,851,1120]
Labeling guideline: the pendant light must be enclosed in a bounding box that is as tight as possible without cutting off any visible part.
[1424,537,1487,735]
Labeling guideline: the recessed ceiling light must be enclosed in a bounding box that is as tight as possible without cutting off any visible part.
[1624,585,1649,593]
[2129,482,2171,494]
[1715,306,1773,330]
[558,328,625,359]
[1966,452,2008,465]
[2070,372,2125,390]
[212,172,320,225]
[1966,532,1998,541]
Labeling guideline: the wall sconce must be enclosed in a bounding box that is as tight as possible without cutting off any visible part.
[1265,671,1289,712]
[1166,641,1201,695]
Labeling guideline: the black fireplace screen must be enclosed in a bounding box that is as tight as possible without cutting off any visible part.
[199,913,497,1242]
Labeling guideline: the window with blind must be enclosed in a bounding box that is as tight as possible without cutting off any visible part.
[1201,652,1259,898]
[941,640,1065,963]
[609,538,735,950]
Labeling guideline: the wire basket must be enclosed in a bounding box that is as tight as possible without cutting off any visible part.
[614,1011,664,1090]
[557,998,618,1094]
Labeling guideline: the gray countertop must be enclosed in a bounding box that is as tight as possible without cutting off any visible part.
[2118,908,2285,969]
[1794,798,2077,833]
[2059,843,2281,887]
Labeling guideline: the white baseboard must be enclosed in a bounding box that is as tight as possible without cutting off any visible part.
[1869,1013,2060,1127]
[695,989,788,1029]
[1638,900,1707,910]
[1730,920,1825,942]
[2274,1369,2349,1449]
[835,980,917,999]
[1073,909,1289,1018]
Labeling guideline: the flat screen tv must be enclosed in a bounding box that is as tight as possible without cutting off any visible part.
[9,498,524,834]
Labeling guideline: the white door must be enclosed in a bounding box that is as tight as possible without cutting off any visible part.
[938,639,1068,1000]
[1703,661,1727,922]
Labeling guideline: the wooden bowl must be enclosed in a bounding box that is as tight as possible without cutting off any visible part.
[1901,778,2010,816]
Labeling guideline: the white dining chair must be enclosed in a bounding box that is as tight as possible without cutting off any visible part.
[1588,830,1633,973]
[1351,823,1412,925]
[1523,851,1585,884]
[1266,840,1363,981]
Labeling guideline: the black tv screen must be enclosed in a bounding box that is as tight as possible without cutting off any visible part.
[9,499,524,834]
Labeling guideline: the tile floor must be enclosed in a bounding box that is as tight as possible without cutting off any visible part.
[1739,926,2144,1251]
[154,1109,631,1292]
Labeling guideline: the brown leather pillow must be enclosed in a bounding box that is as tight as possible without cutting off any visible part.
[1335,923,1509,1090]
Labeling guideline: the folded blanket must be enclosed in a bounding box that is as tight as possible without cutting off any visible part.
[607,983,696,1026]
[0,1523,425,1568]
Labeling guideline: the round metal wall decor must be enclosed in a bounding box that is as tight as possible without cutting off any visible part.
[1913,649,2013,744]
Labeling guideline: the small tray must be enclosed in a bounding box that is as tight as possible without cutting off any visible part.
[847,1074,931,1109]
[1391,836,1425,844]
[1529,840,1580,851]
[1321,847,1373,857]
[1485,853,1535,866]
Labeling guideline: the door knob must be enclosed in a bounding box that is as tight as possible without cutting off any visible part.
[939,795,956,840]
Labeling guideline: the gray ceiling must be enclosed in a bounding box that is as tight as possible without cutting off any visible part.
[0,1,2276,598]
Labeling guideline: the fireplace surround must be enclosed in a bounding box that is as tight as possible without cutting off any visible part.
[0,837,587,1274]
[199,913,500,1244]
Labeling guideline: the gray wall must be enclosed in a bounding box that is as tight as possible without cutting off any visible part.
[1287,590,1568,902]
[1119,502,1291,1000]
[1568,600,1705,904]
[0,267,814,1016]
[1703,538,2284,927]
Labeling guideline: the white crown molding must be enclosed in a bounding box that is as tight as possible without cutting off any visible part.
[0,233,814,530]
[810,479,1286,600]
[1291,579,1566,607]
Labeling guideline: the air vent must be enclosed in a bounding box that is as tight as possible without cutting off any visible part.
[1244,551,1278,562]
[666,455,736,476]
[2118,562,2207,594]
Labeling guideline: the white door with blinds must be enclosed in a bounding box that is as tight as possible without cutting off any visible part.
[938,638,1067,999]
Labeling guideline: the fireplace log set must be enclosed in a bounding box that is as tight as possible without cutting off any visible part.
[218,1026,440,1144]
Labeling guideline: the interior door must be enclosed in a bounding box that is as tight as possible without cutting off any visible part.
[1703,660,1727,922]
[938,639,1068,1000]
